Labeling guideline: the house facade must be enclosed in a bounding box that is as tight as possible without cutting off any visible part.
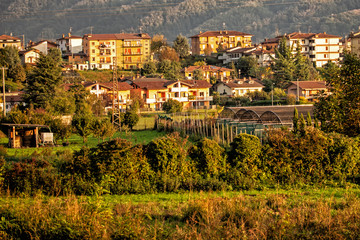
[349,31,360,57]
[190,30,253,55]
[56,33,83,56]
[183,65,234,81]
[214,78,264,97]
[218,46,275,66]
[27,40,58,54]
[286,81,328,101]
[0,35,22,50]
[82,33,151,70]
[281,32,341,67]
[131,78,213,110]
[19,49,40,64]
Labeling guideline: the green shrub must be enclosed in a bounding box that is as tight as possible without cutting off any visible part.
[189,138,227,179]
[227,134,263,189]
[162,99,183,113]
[146,132,194,191]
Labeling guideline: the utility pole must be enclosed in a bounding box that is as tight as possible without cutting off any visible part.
[1,67,8,116]
[296,78,300,102]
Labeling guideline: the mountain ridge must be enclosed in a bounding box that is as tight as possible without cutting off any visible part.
[1,0,360,43]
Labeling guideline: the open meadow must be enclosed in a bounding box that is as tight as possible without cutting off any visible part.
[1,188,360,239]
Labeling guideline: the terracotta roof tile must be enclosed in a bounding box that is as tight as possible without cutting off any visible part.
[0,35,21,41]
[190,30,253,38]
[83,33,151,40]
[289,81,327,89]
[184,65,234,73]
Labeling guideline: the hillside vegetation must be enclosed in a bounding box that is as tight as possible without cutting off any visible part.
[1,0,360,42]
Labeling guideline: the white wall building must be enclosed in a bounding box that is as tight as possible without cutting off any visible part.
[56,33,83,55]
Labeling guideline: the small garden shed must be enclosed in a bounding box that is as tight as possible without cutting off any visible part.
[1,123,53,148]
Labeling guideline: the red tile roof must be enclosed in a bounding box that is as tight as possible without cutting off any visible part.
[289,81,327,89]
[190,31,253,38]
[283,32,341,39]
[83,33,151,40]
[184,65,234,73]
[220,79,264,89]
[0,35,21,41]
[132,79,171,90]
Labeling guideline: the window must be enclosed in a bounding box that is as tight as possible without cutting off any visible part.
[325,39,328,43]
[92,42,95,46]
[310,55,315,58]
[92,49,95,53]
[92,57,95,61]
[324,54,328,58]
[325,47,328,50]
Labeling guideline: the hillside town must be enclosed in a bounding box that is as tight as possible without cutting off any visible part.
[1,28,357,114]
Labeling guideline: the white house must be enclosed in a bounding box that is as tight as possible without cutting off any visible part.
[214,78,264,97]
[56,33,83,55]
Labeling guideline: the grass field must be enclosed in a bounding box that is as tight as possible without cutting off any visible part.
[1,188,360,239]
[1,130,167,158]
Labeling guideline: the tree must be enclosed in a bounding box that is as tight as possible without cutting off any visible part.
[142,61,157,75]
[157,60,181,80]
[237,56,257,77]
[292,107,299,134]
[193,69,204,80]
[93,117,115,142]
[162,99,182,113]
[23,51,62,109]
[72,113,94,143]
[159,46,179,62]
[123,111,139,130]
[173,34,190,58]
[0,46,26,86]
[151,34,168,54]
[194,61,206,66]
[314,53,360,137]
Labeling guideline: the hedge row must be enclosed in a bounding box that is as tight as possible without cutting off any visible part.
[2,127,360,195]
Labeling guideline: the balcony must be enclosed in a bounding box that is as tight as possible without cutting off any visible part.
[98,52,112,56]
[146,97,166,104]
[123,43,142,47]
[124,60,142,64]
[171,87,188,92]
[189,96,213,101]
[99,44,112,49]
[123,52,143,55]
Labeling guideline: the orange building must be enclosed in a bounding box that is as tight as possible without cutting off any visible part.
[0,35,22,50]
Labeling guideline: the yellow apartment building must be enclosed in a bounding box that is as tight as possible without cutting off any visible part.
[190,30,253,55]
[131,78,213,110]
[82,33,151,70]
[0,35,22,50]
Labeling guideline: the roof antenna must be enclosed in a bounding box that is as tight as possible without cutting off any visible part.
[223,22,226,31]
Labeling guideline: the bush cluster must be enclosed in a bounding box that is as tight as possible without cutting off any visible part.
[2,128,360,195]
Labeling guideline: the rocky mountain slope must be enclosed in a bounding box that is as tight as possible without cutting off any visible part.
[1,0,360,43]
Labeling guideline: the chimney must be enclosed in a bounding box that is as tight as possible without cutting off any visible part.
[10,32,13,36]
[62,34,65,38]
[68,32,71,37]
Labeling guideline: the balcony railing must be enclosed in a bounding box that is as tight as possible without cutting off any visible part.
[145,96,213,104]
[99,44,112,49]
[124,60,142,64]
[123,43,142,47]
[123,52,143,55]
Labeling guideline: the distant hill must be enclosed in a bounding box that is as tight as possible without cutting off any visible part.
[1,0,360,44]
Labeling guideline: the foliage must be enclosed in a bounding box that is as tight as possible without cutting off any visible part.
[0,46,26,85]
[173,34,190,58]
[72,113,94,143]
[162,99,183,113]
[151,34,167,54]
[159,46,179,62]
[227,134,262,188]
[237,56,258,77]
[92,117,115,142]
[123,111,139,130]
[189,138,227,179]
[146,133,193,190]
[142,61,157,75]
[23,50,62,109]
[314,53,360,137]
[193,69,204,80]
[157,59,181,80]
[262,128,360,185]
[194,61,206,66]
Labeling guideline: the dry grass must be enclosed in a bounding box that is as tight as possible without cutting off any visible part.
[0,190,360,239]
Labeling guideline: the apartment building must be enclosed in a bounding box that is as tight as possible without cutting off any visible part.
[281,32,341,67]
[131,78,213,110]
[82,33,151,70]
[190,30,253,55]
[349,31,360,57]
[0,34,22,50]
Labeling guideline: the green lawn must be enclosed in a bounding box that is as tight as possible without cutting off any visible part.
[1,130,166,158]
